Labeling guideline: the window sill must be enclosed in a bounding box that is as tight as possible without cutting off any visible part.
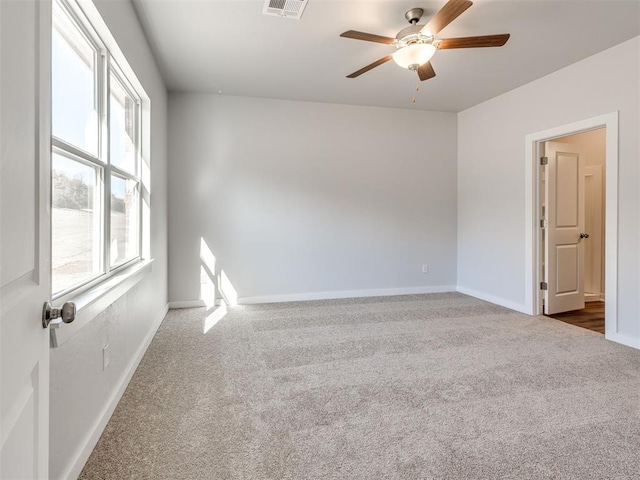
[50,259,153,348]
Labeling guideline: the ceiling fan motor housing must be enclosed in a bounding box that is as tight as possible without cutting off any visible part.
[395,25,434,48]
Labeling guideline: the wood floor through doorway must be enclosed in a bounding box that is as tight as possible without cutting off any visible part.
[545,301,605,334]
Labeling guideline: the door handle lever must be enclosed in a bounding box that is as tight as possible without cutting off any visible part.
[42,301,76,329]
[579,233,590,239]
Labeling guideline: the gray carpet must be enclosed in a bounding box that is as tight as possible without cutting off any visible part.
[80,293,640,479]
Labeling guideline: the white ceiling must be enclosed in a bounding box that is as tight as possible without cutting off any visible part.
[132,0,640,112]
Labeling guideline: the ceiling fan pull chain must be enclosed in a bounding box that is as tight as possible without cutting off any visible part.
[411,72,420,104]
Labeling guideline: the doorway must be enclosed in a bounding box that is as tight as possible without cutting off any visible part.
[540,129,606,333]
[524,112,619,341]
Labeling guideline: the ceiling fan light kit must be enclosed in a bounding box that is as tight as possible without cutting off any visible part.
[392,43,436,70]
[340,0,510,81]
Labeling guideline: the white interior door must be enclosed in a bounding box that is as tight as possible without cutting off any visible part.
[544,141,586,315]
[1,1,52,478]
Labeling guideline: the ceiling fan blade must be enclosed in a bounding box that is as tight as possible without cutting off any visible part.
[346,55,393,78]
[340,30,396,45]
[421,0,473,36]
[437,34,511,49]
[417,61,436,81]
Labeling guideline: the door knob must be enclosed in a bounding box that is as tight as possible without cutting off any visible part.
[42,301,76,329]
[579,233,590,239]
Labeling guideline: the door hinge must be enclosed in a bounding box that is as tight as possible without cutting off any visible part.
[540,282,548,290]
[540,156,548,165]
[540,218,548,228]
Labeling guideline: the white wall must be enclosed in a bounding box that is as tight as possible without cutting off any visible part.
[457,38,639,336]
[48,1,168,478]
[168,94,458,304]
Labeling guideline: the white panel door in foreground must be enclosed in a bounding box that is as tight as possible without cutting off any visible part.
[1,1,52,478]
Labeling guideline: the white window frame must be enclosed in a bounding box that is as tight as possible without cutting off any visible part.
[106,62,143,270]
[51,0,145,303]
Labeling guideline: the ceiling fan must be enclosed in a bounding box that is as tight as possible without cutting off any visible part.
[340,0,510,81]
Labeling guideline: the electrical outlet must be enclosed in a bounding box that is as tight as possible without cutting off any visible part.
[422,264,429,274]
[103,344,110,371]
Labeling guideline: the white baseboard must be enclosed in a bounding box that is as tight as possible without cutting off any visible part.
[606,332,640,350]
[62,303,169,480]
[168,299,205,309]
[237,285,457,305]
[456,286,529,314]
[585,293,605,302]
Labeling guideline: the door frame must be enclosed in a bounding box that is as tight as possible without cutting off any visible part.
[524,112,618,338]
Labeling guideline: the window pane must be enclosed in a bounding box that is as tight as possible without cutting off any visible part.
[52,153,102,294]
[52,1,99,155]
[110,176,139,267]
[110,73,137,173]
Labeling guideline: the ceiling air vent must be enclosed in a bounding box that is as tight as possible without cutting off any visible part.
[263,0,308,19]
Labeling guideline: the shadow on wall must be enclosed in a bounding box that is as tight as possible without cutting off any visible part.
[200,237,238,333]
